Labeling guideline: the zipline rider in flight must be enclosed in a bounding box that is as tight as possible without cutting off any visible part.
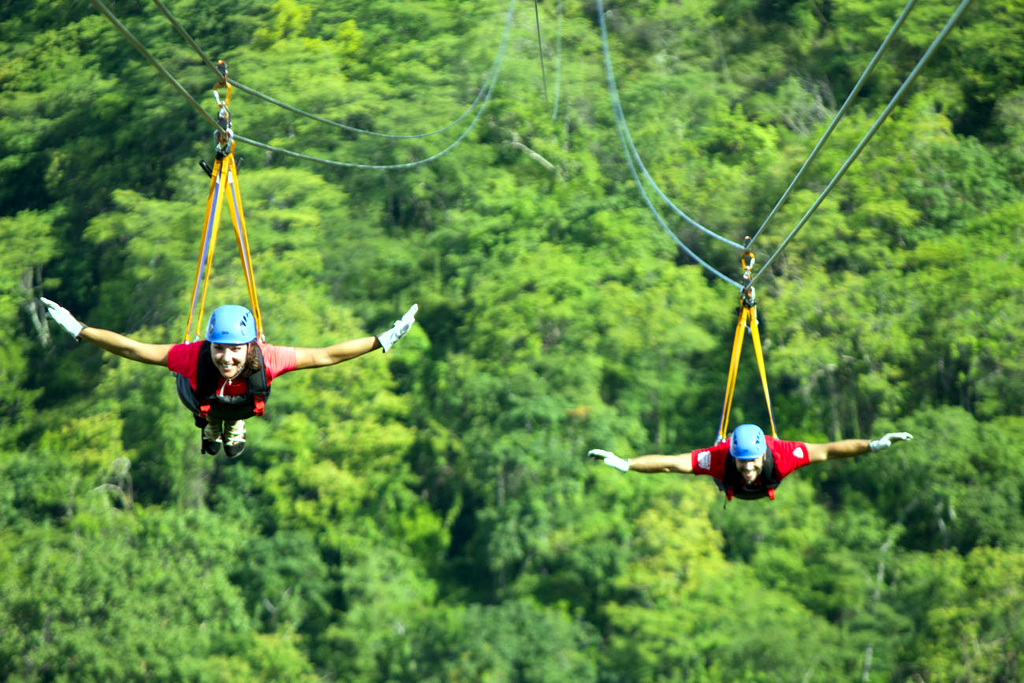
[40,298,418,458]
[588,423,913,501]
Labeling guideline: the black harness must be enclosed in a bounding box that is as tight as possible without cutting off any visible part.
[720,449,782,501]
[175,341,270,423]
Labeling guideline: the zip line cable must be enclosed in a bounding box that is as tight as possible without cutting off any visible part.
[231,72,494,140]
[621,117,745,250]
[551,0,563,121]
[230,0,514,171]
[152,0,511,140]
[597,0,745,252]
[598,0,741,288]
[149,0,217,72]
[93,0,514,171]
[89,0,225,135]
[749,0,975,287]
[746,0,919,251]
[534,0,549,103]
[99,0,968,245]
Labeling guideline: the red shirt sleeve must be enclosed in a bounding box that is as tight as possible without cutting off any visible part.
[258,341,297,382]
[167,341,203,389]
[691,442,730,480]
[767,437,812,478]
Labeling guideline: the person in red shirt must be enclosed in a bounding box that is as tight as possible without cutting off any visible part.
[40,298,417,458]
[588,423,913,501]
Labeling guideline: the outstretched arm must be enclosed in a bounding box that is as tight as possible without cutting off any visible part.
[80,327,173,366]
[41,297,171,366]
[587,449,693,474]
[806,432,913,463]
[629,454,693,474]
[292,303,419,371]
[806,439,870,463]
[293,336,381,370]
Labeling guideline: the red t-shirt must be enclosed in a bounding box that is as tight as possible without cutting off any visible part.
[168,340,297,396]
[690,436,811,483]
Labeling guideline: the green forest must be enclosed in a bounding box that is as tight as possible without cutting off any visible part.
[2,0,1023,679]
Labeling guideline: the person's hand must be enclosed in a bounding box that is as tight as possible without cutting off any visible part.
[40,297,85,340]
[588,448,630,472]
[869,432,913,452]
[377,303,418,352]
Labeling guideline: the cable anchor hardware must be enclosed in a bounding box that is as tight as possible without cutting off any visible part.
[212,61,233,157]
[739,237,756,308]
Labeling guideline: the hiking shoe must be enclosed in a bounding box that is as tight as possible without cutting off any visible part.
[223,420,246,458]
[201,419,223,455]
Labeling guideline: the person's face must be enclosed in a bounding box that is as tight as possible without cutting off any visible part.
[210,342,248,379]
[734,455,765,484]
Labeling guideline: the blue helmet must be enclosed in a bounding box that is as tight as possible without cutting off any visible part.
[205,305,257,344]
[729,424,767,460]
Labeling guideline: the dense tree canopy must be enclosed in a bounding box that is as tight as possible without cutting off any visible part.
[2,0,1023,680]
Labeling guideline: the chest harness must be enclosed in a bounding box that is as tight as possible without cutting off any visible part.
[719,449,782,501]
[175,341,270,423]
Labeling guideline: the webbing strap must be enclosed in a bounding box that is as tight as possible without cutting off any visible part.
[716,303,778,442]
[717,306,747,442]
[747,305,777,438]
[183,152,263,341]
[224,155,263,339]
[185,155,227,340]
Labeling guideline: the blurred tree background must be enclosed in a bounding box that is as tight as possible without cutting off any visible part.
[2,0,1023,680]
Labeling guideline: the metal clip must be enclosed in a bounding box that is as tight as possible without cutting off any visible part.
[739,238,756,308]
[742,281,756,309]
[212,89,233,155]
[215,59,229,87]
[211,60,233,156]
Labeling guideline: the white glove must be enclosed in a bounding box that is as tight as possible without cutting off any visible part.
[588,448,630,472]
[377,303,418,352]
[40,297,85,340]
[869,432,913,452]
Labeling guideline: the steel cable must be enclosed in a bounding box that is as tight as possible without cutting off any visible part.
[746,0,920,250]
[750,0,975,286]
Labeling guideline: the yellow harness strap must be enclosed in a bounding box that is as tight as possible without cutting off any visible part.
[747,304,777,439]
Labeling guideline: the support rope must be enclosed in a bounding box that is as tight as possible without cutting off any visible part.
[716,302,777,441]
[184,150,263,341]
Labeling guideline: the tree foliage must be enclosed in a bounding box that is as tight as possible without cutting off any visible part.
[2,0,1023,680]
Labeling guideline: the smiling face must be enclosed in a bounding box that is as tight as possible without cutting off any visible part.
[733,454,766,484]
[210,342,249,380]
